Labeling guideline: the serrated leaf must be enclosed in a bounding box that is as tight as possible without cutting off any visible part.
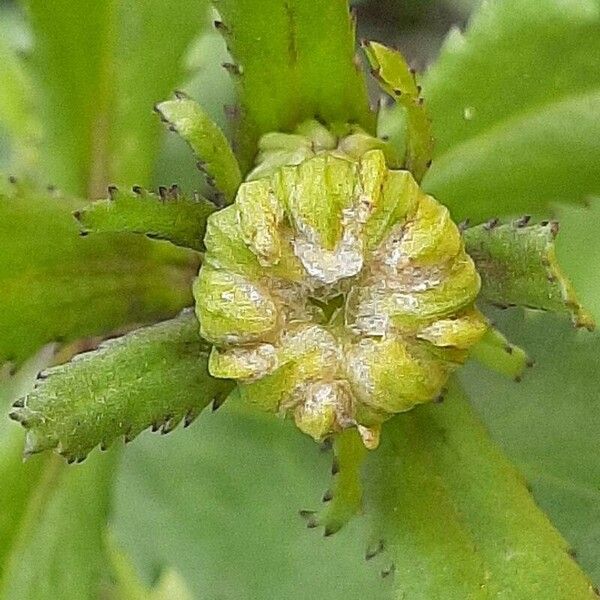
[470,325,531,380]
[0,181,198,365]
[464,219,594,329]
[362,382,597,599]
[155,95,242,203]
[113,408,387,600]
[462,310,600,586]
[11,311,233,462]
[363,41,433,181]
[0,451,116,600]
[212,0,375,170]
[420,0,600,221]
[303,429,366,536]
[75,185,216,251]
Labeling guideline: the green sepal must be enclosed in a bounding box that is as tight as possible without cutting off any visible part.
[470,325,532,381]
[463,218,595,329]
[0,179,198,366]
[75,185,216,251]
[363,41,433,182]
[10,311,233,462]
[303,429,366,536]
[155,94,242,203]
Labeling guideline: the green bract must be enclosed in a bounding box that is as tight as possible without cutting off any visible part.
[195,124,487,447]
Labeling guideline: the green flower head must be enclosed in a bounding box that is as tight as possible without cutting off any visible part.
[195,122,487,448]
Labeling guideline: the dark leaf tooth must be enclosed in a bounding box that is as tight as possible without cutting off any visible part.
[458,219,470,231]
[132,185,143,195]
[381,564,395,578]
[306,516,318,529]
[158,186,168,199]
[425,159,433,168]
[331,456,340,476]
[323,526,335,537]
[515,215,531,227]
[526,358,535,368]
[107,185,118,200]
[365,540,384,560]
[567,548,577,559]
[549,220,560,237]
[168,124,177,132]
[72,209,82,220]
[540,220,549,226]
[504,345,514,354]
[213,20,229,33]
[514,375,522,383]
[8,409,27,424]
[298,509,316,519]
[12,398,25,408]
[80,229,90,237]
[76,455,87,464]
[184,408,200,428]
[66,456,77,465]
[151,421,161,432]
[8,175,17,184]
[169,184,180,197]
[484,217,499,230]
[322,489,333,503]
[222,62,241,76]
[174,89,189,100]
[212,393,227,412]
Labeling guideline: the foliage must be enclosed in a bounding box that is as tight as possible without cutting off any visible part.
[1,0,599,598]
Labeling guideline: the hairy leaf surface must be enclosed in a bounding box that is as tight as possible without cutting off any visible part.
[11,311,232,462]
[76,185,216,251]
[156,96,242,203]
[464,219,594,329]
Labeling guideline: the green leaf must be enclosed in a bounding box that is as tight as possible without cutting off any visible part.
[462,310,600,586]
[0,180,198,365]
[0,32,36,171]
[113,408,388,600]
[555,199,600,324]
[303,429,366,536]
[0,450,116,600]
[75,185,216,251]
[464,219,594,329]
[111,0,210,188]
[26,0,117,195]
[26,0,209,194]
[212,0,375,170]
[362,382,597,598]
[155,94,242,203]
[421,0,600,222]
[363,41,433,181]
[0,346,54,582]
[11,311,233,462]
[470,326,531,381]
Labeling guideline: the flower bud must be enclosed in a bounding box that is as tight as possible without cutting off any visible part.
[195,122,487,448]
